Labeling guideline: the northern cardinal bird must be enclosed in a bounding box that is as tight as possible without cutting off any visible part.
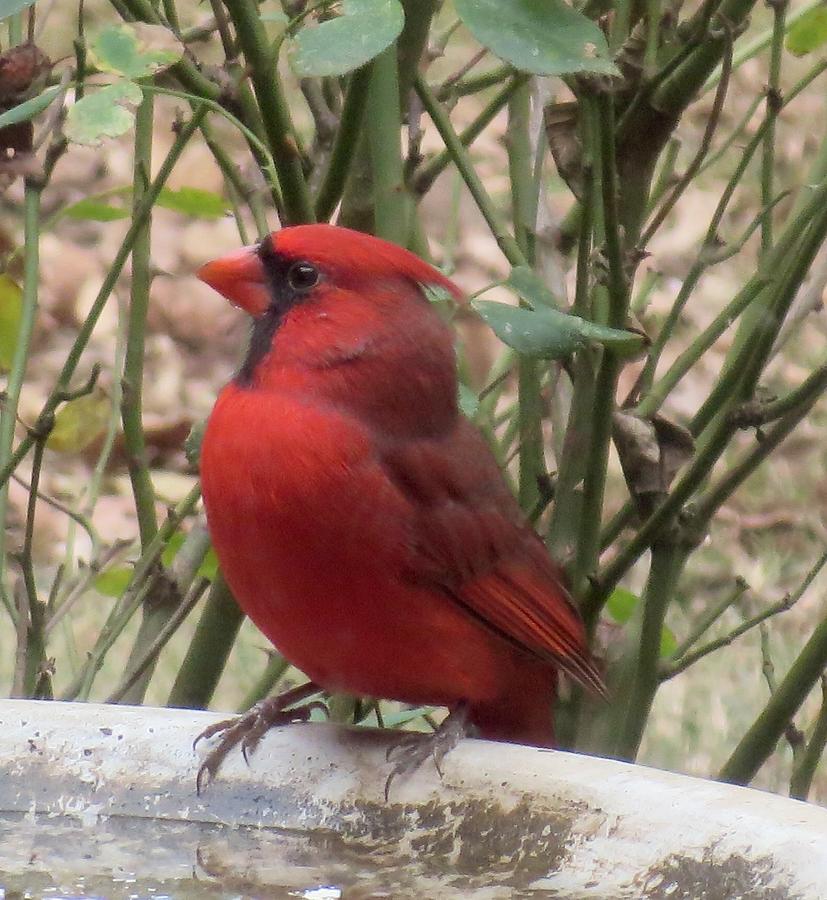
[196,224,603,787]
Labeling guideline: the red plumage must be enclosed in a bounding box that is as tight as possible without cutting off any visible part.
[198,224,602,749]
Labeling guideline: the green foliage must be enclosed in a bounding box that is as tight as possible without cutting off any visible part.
[0,275,22,371]
[88,22,183,79]
[65,80,143,146]
[455,0,618,76]
[786,8,827,56]
[474,299,643,359]
[606,588,677,658]
[0,0,35,17]
[505,266,560,308]
[64,187,230,221]
[0,87,62,131]
[46,393,110,453]
[289,0,405,77]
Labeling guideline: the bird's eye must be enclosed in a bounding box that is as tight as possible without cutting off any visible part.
[287,261,320,292]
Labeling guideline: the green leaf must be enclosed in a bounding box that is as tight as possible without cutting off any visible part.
[458,382,480,419]
[606,587,638,624]
[0,274,22,371]
[64,198,131,222]
[65,80,143,146]
[455,0,618,77]
[95,566,132,598]
[161,531,186,568]
[786,8,827,56]
[88,22,183,79]
[0,86,62,132]
[473,300,644,359]
[660,625,678,658]
[162,530,219,581]
[505,265,560,308]
[185,418,206,466]
[156,186,230,219]
[0,0,37,18]
[199,546,219,582]
[289,0,404,77]
[46,392,110,453]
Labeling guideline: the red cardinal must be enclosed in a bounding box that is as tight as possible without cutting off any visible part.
[197,224,603,784]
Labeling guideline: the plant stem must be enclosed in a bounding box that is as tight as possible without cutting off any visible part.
[507,82,543,511]
[719,577,827,785]
[414,75,528,196]
[617,543,686,759]
[224,0,314,224]
[367,47,407,245]
[167,572,245,709]
[547,100,597,560]
[789,677,827,801]
[62,484,202,702]
[315,65,371,221]
[0,106,207,495]
[236,653,291,713]
[415,73,527,268]
[575,92,628,593]
[671,578,749,661]
[122,92,159,550]
[759,0,787,256]
[0,180,42,617]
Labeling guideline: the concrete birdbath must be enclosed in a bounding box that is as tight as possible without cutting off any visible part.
[0,699,825,898]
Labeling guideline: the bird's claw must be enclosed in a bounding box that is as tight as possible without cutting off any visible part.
[194,683,325,794]
[383,704,469,801]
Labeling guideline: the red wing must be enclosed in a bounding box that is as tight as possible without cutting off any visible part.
[456,563,606,695]
[381,419,604,695]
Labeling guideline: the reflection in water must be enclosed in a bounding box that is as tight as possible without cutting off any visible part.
[0,811,548,899]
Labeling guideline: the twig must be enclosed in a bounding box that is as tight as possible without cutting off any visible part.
[664,551,827,681]
[107,576,210,703]
[661,593,797,680]
[0,107,207,496]
[670,577,750,661]
[639,19,733,248]
[414,72,527,267]
[789,676,827,800]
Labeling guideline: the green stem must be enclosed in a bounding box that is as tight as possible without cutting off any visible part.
[702,0,823,93]
[62,484,202,702]
[414,75,528,196]
[415,73,526,268]
[315,65,371,222]
[760,0,787,257]
[236,653,291,713]
[0,181,42,616]
[122,92,159,550]
[789,677,827,801]
[508,82,543,511]
[224,0,314,224]
[616,543,686,759]
[547,102,597,560]
[119,520,212,705]
[167,572,245,709]
[719,598,827,785]
[0,106,207,495]
[17,439,50,698]
[367,47,407,245]
[575,92,628,592]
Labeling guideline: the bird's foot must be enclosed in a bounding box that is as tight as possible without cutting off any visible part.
[384,702,470,800]
[195,681,325,794]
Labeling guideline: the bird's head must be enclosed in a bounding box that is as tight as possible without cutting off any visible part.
[197,224,463,431]
[197,223,462,319]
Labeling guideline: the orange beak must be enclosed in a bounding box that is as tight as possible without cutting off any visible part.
[197,245,270,317]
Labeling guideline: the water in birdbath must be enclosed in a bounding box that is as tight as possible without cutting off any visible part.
[0,809,545,899]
